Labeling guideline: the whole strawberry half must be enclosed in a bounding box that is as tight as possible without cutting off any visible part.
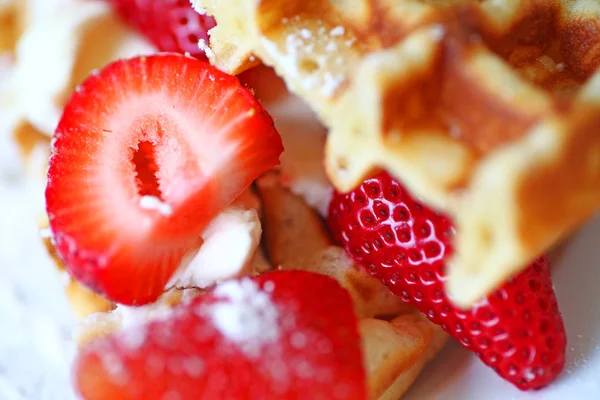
[108,0,216,59]
[327,171,566,390]
[46,54,283,306]
[74,271,367,400]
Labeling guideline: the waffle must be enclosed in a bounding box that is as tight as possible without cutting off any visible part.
[196,0,600,306]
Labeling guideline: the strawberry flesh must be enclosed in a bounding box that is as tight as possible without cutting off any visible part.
[74,271,367,400]
[108,0,216,59]
[327,171,567,390]
[46,54,283,306]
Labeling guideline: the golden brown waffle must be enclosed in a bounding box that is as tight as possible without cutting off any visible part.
[360,315,447,400]
[197,0,600,306]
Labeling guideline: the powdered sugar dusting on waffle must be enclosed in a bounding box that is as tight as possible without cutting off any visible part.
[74,289,194,348]
[208,278,280,356]
[329,26,345,37]
[260,19,352,98]
[198,39,215,59]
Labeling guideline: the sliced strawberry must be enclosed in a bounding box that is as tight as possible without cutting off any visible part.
[327,172,566,390]
[46,54,283,306]
[74,271,367,400]
[107,0,216,59]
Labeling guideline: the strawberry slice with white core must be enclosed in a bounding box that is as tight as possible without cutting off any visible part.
[45,54,283,306]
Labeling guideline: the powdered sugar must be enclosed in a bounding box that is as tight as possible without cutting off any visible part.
[207,278,280,356]
[198,39,215,59]
[181,356,204,378]
[321,72,345,97]
[300,29,312,39]
[98,347,128,384]
[74,289,186,348]
[190,0,207,15]
[260,20,350,98]
[329,26,345,37]
[139,195,173,216]
[325,41,338,53]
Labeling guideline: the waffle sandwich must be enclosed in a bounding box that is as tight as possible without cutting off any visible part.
[196,0,600,306]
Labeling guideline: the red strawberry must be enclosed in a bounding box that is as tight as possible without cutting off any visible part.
[108,0,216,59]
[46,54,283,306]
[327,171,566,390]
[74,271,367,400]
